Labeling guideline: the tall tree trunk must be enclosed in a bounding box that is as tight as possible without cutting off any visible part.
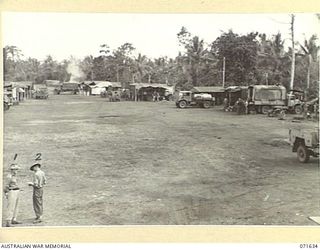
[289,14,295,90]
[307,64,310,89]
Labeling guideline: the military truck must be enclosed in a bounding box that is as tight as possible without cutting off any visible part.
[34,88,49,99]
[289,128,319,163]
[247,85,287,114]
[175,91,215,109]
[33,84,49,99]
[286,89,304,114]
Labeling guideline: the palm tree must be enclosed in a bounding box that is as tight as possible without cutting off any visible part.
[299,35,320,89]
[132,53,153,83]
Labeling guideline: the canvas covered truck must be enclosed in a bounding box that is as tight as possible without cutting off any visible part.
[247,85,287,114]
[289,128,319,163]
[175,91,215,109]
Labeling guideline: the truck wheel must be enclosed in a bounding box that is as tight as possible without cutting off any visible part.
[202,101,211,109]
[297,144,310,163]
[294,105,303,114]
[261,106,270,114]
[178,100,187,109]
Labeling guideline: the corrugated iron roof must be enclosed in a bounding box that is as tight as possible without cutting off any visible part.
[44,80,61,86]
[130,83,171,90]
[226,86,248,92]
[10,81,33,88]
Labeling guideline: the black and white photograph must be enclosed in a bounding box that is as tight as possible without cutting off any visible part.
[2,12,319,227]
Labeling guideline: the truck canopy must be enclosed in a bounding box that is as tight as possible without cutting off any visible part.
[249,85,286,100]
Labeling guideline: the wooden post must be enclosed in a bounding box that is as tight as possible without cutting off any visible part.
[266,73,268,85]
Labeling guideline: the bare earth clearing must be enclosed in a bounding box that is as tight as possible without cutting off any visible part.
[2,95,319,226]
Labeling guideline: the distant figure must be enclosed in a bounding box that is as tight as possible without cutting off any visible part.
[156,92,160,101]
[223,98,228,111]
[236,98,245,115]
[4,164,22,227]
[245,100,249,114]
[143,91,147,101]
[278,109,286,120]
[28,163,47,224]
[152,91,157,102]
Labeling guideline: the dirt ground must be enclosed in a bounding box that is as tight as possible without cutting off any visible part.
[2,95,319,226]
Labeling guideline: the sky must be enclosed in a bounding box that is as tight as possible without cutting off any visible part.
[2,12,320,62]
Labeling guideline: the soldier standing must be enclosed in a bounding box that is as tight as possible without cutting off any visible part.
[28,163,47,224]
[4,164,22,227]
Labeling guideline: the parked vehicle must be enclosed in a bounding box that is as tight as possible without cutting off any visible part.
[289,128,319,163]
[34,88,49,99]
[286,89,304,114]
[56,82,79,95]
[247,85,287,114]
[175,91,215,109]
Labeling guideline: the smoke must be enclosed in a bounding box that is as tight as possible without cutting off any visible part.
[67,57,84,82]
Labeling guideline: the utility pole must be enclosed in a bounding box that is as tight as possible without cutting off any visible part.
[222,57,226,87]
[289,14,295,90]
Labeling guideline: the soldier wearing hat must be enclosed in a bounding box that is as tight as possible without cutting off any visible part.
[28,163,47,223]
[4,164,22,227]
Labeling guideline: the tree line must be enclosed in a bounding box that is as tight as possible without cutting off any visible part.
[3,26,320,97]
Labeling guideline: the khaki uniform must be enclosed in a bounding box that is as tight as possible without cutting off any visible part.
[32,169,47,218]
[4,174,20,221]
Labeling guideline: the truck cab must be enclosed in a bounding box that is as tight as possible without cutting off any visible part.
[287,90,304,114]
[175,91,214,109]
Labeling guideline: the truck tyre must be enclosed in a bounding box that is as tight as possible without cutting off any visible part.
[297,143,310,163]
[178,100,187,109]
[261,106,270,114]
[294,105,303,114]
[202,101,211,109]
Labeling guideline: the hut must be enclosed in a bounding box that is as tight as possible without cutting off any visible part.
[10,81,33,102]
[90,81,112,95]
[225,86,248,106]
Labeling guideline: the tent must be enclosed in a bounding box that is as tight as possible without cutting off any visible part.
[130,83,173,101]
[90,81,112,95]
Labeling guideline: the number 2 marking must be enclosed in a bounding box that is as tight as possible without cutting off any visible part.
[35,153,42,161]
